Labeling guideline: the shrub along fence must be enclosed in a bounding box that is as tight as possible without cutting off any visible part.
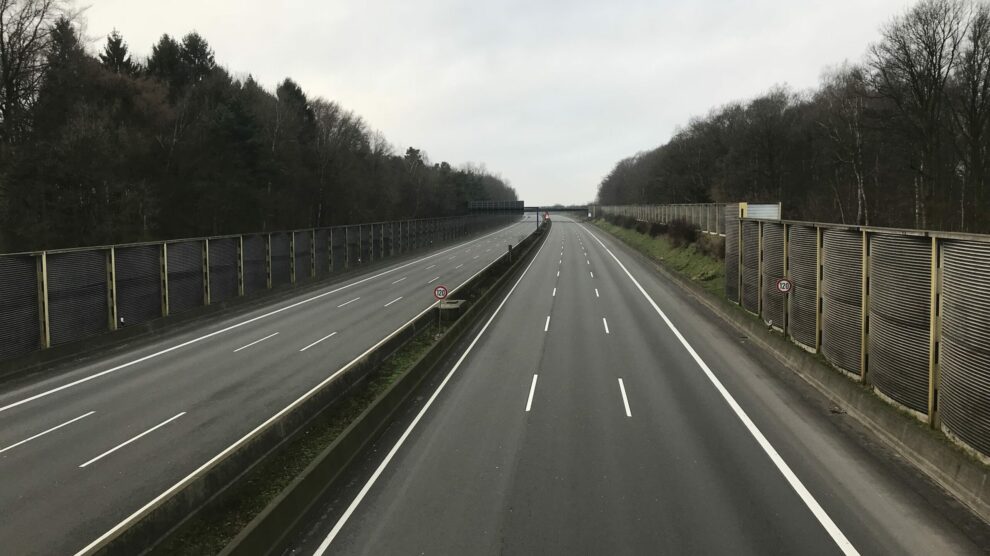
[592,203,732,236]
[0,214,516,365]
[724,203,990,461]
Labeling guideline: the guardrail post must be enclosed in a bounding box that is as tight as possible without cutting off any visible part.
[781,224,794,336]
[289,233,297,285]
[203,239,211,305]
[237,235,245,296]
[37,252,50,348]
[816,226,823,351]
[266,234,272,289]
[310,230,317,278]
[928,236,942,427]
[861,229,870,382]
[107,247,118,330]
[161,243,170,317]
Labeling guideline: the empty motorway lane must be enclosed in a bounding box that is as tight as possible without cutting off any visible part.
[0,217,535,555]
[291,215,988,555]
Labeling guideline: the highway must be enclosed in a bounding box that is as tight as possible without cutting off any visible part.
[290,215,989,555]
[0,216,536,555]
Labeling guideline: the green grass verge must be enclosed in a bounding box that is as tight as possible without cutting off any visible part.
[154,325,446,555]
[591,219,725,297]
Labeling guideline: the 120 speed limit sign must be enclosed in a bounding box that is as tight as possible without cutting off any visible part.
[434,285,449,300]
[776,278,792,294]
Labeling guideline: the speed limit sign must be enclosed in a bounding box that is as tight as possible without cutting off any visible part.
[433,285,449,300]
[776,278,793,294]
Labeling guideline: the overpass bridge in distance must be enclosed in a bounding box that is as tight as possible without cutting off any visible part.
[466,200,588,214]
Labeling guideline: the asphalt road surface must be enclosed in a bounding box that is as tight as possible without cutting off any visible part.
[0,216,536,555]
[291,215,989,556]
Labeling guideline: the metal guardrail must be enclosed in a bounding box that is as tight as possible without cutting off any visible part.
[725,205,990,461]
[0,214,517,364]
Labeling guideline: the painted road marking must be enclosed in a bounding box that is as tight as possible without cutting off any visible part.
[590,271,594,278]
[455,264,464,269]
[0,411,95,455]
[552,287,556,297]
[595,288,600,297]
[384,297,403,307]
[337,297,361,308]
[426,264,436,270]
[603,317,610,334]
[233,332,279,353]
[79,412,186,468]
[618,378,631,417]
[391,277,407,284]
[526,374,539,412]
[544,315,551,332]
[428,276,440,284]
[582,223,858,556]
[300,332,338,352]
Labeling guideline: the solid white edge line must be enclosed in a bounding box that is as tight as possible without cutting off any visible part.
[336,297,361,308]
[0,411,96,455]
[73,226,526,555]
[313,228,549,554]
[232,332,279,353]
[384,297,403,307]
[526,374,539,412]
[79,412,186,468]
[391,277,407,284]
[0,222,520,416]
[603,317,610,334]
[544,315,551,332]
[580,223,858,556]
[300,332,338,352]
[618,378,631,417]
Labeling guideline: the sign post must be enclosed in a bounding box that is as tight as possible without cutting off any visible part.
[434,284,449,336]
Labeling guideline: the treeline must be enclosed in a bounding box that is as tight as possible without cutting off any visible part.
[0,2,516,253]
[598,0,990,233]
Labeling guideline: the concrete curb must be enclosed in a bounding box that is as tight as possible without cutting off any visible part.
[592,221,990,526]
[217,223,550,555]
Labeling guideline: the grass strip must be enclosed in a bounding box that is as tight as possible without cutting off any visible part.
[590,219,725,297]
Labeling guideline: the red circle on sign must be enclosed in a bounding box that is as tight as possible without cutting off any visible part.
[776,278,792,293]
[434,285,449,300]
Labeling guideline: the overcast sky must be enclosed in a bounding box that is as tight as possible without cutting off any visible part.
[84,0,909,205]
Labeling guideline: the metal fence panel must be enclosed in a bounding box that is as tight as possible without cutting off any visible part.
[48,250,107,345]
[725,204,740,303]
[372,224,383,261]
[0,255,40,358]
[741,220,760,313]
[821,229,862,375]
[346,226,360,267]
[315,229,330,277]
[869,235,931,414]
[115,245,161,327]
[209,238,238,303]
[243,235,267,294]
[787,225,817,349]
[167,241,203,314]
[331,227,346,272]
[383,223,393,256]
[294,231,311,283]
[940,240,990,457]
[361,224,373,264]
[762,222,785,328]
[270,233,291,286]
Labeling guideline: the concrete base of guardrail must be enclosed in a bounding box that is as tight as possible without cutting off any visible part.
[214,222,549,555]
[594,223,990,527]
